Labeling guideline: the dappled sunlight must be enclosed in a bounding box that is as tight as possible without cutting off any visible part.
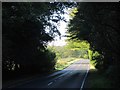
[90,63,96,70]
[2,2,119,88]
[55,58,80,70]
[63,59,89,71]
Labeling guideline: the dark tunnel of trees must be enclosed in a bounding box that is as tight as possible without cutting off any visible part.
[68,2,120,87]
[2,2,75,80]
[2,2,120,87]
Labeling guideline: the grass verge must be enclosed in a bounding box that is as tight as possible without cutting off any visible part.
[55,57,80,70]
[84,61,114,88]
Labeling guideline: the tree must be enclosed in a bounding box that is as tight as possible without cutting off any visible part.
[2,2,75,78]
[68,2,120,86]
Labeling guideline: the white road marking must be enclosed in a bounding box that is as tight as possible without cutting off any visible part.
[80,64,90,90]
[48,82,53,86]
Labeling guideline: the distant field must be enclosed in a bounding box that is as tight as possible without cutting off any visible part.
[55,57,80,70]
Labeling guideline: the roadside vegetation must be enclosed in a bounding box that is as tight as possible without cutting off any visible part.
[68,2,120,88]
[48,40,89,70]
[55,57,80,70]
[3,2,120,88]
[2,2,75,81]
[85,61,114,88]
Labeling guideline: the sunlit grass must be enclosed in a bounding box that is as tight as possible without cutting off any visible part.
[90,64,96,70]
[55,57,80,70]
[90,60,96,70]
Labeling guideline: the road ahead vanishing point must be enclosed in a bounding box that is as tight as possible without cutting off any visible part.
[4,59,90,89]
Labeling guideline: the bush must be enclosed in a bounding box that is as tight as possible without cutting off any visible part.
[83,54,88,59]
[44,49,57,71]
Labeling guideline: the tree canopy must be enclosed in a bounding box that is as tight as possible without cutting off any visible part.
[2,2,75,79]
[68,2,120,86]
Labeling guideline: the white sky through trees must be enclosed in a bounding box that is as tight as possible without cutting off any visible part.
[48,11,70,46]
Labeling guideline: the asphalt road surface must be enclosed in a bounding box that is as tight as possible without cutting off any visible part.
[5,59,90,89]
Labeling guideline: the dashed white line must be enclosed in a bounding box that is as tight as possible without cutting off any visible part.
[47,82,53,86]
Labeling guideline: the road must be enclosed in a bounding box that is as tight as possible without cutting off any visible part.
[4,59,90,89]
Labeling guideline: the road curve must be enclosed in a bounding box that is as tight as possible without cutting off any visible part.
[4,59,90,89]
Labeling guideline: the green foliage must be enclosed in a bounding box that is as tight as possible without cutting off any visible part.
[65,40,89,59]
[68,2,120,69]
[2,2,75,80]
[43,49,57,71]
[48,40,89,59]
[55,58,79,70]
[48,39,90,71]
[68,2,120,87]
[88,49,93,61]
[48,46,67,59]
[66,40,89,49]
[83,54,88,59]
[92,51,104,70]
[69,7,78,18]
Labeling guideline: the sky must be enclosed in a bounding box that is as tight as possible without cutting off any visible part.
[48,12,70,46]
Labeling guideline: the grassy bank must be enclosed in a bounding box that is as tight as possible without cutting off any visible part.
[55,57,80,70]
[84,60,114,88]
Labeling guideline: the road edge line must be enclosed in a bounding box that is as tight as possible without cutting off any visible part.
[80,64,89,90]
